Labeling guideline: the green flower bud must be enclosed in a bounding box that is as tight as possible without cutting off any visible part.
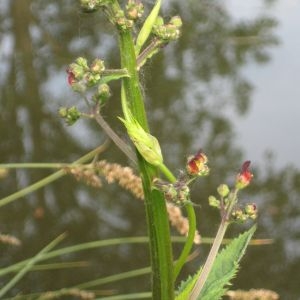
[126,0,144,20]
[208,195,220,208]
[59,106,81,126]
[169,16,182,28]
[153,16,182,41]
[85,72,101,86]
[217,184,230,197]
[231,208,247,222]
[75,57,89,70]
[245,203,257,219]
[93,83,111,105]
[119,114,163,166]
[90,58,105,74]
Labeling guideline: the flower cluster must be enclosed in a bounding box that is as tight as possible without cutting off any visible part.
[58,106,81,126]
[126,0,144,21]
[231,203,258,222]
[67,57,105,93]
[152,16,182,42]
[154,178,190,206]
[208,161,256,223]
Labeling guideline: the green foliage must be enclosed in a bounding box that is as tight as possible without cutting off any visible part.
[135,0,161,55]
[176,272,200,300]
[176,226,256,300]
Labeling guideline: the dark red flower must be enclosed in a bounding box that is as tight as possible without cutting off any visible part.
[186,150,209,176]
[67,68,76,85]
[235,160,253,189]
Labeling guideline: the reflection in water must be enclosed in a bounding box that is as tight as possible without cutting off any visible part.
[0,0,299,298]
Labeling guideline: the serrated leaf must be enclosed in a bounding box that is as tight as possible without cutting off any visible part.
[135,0,161,55]
[197,225,256,300]
[177,226,256,300]
[176,271,200,300]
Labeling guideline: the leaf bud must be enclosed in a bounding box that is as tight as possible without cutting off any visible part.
[119,114,163,166]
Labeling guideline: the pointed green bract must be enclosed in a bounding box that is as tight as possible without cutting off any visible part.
[135,0,162,55]
[119,113,163,166]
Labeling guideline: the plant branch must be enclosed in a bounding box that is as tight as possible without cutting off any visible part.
[189,189,238,299]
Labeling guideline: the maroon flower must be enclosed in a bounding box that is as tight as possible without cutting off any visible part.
[186,150,209,176]
[67,68,76,85]
[235,160,253,189]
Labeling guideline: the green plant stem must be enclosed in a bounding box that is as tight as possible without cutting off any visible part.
[92,108,137,164]
[0,163,65,169]
[158,162,197,282]
[189,189,238,299]
[158,163,176,182]
[114,3,174,297]
[0,143,108,208]
[173,203,197,280]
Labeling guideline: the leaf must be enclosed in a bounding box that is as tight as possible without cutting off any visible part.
[175,225,256,300]
[176,273,200,300]
[135,0,161,55]
[197,225,256,300]
[100,72,129,84]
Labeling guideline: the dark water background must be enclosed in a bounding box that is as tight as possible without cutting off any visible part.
[1,0,300,298]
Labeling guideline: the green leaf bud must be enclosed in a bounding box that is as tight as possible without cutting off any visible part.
[119,114,163,166]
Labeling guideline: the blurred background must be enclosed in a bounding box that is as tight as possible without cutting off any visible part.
[1,0,300,298]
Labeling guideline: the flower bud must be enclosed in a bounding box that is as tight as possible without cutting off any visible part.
[235,161,253,190]
[93,84,111,105]
[217,184,230,197]
[245,203,257,219]
[59,106,81,126]
[126,0,144,20]
[75,57,89,70]
[90,58,105,74]
[208,195,220,208]
[153,16,182,41]
[169,16,182,28]
[231,208,247,222]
